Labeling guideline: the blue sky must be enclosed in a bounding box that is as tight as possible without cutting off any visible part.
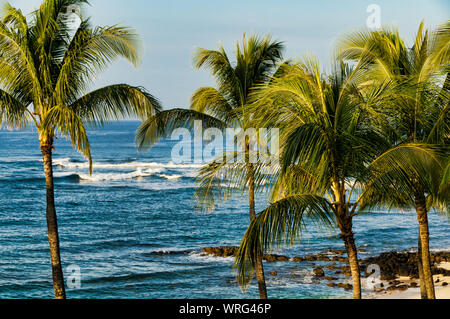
[8,0,450,110]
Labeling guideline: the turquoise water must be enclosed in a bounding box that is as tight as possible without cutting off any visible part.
[0,121,448,299]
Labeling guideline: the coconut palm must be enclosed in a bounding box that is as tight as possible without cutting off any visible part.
[136,34,284,299]
[233,57,436,299]
[0,0,161,299]
[338,21,450,299]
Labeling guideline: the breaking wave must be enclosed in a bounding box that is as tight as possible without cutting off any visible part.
[51,158,202,183]
[53,158,202,170]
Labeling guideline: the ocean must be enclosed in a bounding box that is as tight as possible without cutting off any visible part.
[0,121,448,299]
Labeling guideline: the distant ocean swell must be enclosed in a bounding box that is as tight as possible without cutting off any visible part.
[4,158,203,183]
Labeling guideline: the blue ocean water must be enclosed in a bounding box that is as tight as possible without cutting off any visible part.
[0,121,448,299]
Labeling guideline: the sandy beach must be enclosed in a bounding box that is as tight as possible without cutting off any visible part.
[374,262,450,299]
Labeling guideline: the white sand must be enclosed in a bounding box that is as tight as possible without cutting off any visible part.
[373,262,450,299]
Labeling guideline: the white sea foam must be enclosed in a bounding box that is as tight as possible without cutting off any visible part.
[138,183,195,191]
[50,158,203,182]
[53,158,203,171]
[158,174,183,181]
[187,251,235,263]
[77,168,164,182]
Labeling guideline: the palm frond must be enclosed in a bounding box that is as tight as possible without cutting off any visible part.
[0,88,29,129]
[42,104,92,173]
[435,159,450,214]
[69,84,161,127]
[54,22,141,104]
[190,87,234,123]
[0,8,41,102]
[193,46,241,106]
[429,20,450,70]
[270,164,330,201]
[235,194,334,290]
[136,108,226,151]
[194,151,280,212]
[359,144,445,211]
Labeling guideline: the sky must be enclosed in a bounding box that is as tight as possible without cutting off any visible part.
[7,0,450,111]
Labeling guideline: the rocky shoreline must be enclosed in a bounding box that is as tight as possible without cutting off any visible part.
[201,247,450,293]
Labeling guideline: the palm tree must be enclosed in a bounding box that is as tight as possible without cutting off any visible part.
[338,21,450,299]
[136,34,284,299]
[0,0,160,299]
[233,57,433,299]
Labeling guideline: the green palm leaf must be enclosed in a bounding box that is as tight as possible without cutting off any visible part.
[235,194,334,290]
[0,88,29,128]
[42,104,92,172]
[360,144,445,211]
[69,84,161,126]
[136,108,227,151]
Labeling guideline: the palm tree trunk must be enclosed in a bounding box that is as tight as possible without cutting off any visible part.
[417,236,428,299]
[41,141,66,299]
[415,191,435,299]
[334,181,361,300]
[338,212,361,299]
[342,230,362,299]
[245,142,267,299]
[248,168,268,299]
